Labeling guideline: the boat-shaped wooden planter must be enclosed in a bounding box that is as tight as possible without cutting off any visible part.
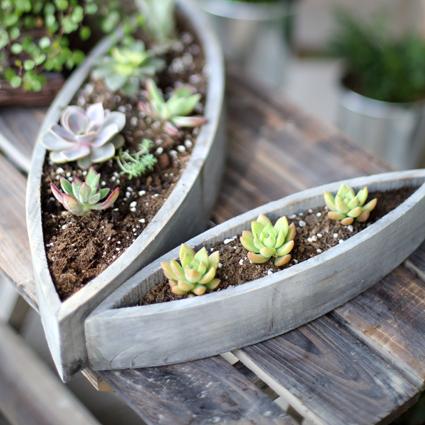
[84,170,425,371]
[26,0,225,382]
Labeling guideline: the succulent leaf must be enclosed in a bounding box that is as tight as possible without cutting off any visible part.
[241,214,296,267]
[92,39,164,97]
[137,0,176,44]
[161,244,221,296]
[42,103,126,169]
[324,192,336,210]
[140,79,206,132]
[324,184,377,225]
[50,168,119,216]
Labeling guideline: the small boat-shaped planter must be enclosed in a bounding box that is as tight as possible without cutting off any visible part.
[26,0,225,382]
[84,170,425,371]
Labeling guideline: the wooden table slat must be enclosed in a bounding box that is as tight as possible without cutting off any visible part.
[406,242,425,282]
[102,358,295,425]
[334,267,425,386]
[1,75,424,424]
[235,315,419,425]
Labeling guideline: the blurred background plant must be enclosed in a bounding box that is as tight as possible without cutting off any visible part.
[136,0,176,44]
[330,10,425,103]
[0,0,124,92]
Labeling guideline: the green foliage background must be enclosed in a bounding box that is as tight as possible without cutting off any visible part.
[330,11,425,103]
[0,0,122,91]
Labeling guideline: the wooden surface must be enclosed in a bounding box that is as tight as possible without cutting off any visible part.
[1,75,425,424]
[101,357,294,425]
[0,321,100,425]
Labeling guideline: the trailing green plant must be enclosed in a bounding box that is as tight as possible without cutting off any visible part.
[117,139,157,179]
[324,184,377,225]
[161,244,221,296]
[136,0,176,44]
[92,37,164,97]
[139,79,206,135]
[50,168,119,216]
[330,10,425,102]
[42,103,126,169]
[0,0,123,92]
[240,214,296,267]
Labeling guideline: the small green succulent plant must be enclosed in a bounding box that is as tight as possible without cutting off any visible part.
[137,0,176,44]
[92,38,164,97]
[139,79,206,135]
[117,139,157,179]
[240,214,296,267]
[161,244,221,296]
[42,103,126,169]
[50,168,119,216]
[324,184,378,225]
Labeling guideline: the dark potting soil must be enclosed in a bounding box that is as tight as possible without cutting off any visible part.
[140,187,416,306]
[41,24,207,300]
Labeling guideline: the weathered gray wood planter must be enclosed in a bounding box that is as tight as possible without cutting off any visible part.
[84,170,425,371]
[26,0,225,382]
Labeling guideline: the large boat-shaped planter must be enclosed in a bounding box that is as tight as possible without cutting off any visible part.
[26,0,225,382]
[84,170,425,371]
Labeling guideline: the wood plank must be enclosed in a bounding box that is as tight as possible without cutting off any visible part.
[0,273,30,331]
[213,77,388,222]
[405,242,425,281]
[334,267,425,386]
[0,107,43,172]
[0,321,100,425]
[100,357,295,425]
[0,155,36,309]
[235,316,420,425]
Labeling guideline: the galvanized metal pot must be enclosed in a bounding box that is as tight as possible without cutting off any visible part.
[199,0,294,89]
[337,83,425,170]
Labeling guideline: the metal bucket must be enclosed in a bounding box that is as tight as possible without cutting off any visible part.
[198,0,294,89]
[337,85,425,170]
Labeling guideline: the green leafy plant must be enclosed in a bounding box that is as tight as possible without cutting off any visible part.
[92,38,164,97]
[51,168,119,216]
[330,10,425,102]
[136,0,175,44]
[161,244,221,296]
[240,214,296,267]
[0,0,123,92]
[139,79,206,135]
[117,139,157,179]
[42,103,126,169]
[324,184,377,225]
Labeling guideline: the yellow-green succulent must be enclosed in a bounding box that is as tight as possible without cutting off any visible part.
[324,184,377,225]
[161,244,220,296]
[240,214,296,267]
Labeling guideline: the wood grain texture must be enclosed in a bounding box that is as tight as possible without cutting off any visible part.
[235,316,419,425]
[0,107,44,172]
[212,77,389,222]
[406,242,425,281]
[0,322,100,425]
[1,65,425,425]
[101,357,294,425]
[334,267,425,386]
[0,155,36,309]
[86,170,425,370]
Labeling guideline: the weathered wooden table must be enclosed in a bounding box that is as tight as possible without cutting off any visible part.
[1,75,425,425]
